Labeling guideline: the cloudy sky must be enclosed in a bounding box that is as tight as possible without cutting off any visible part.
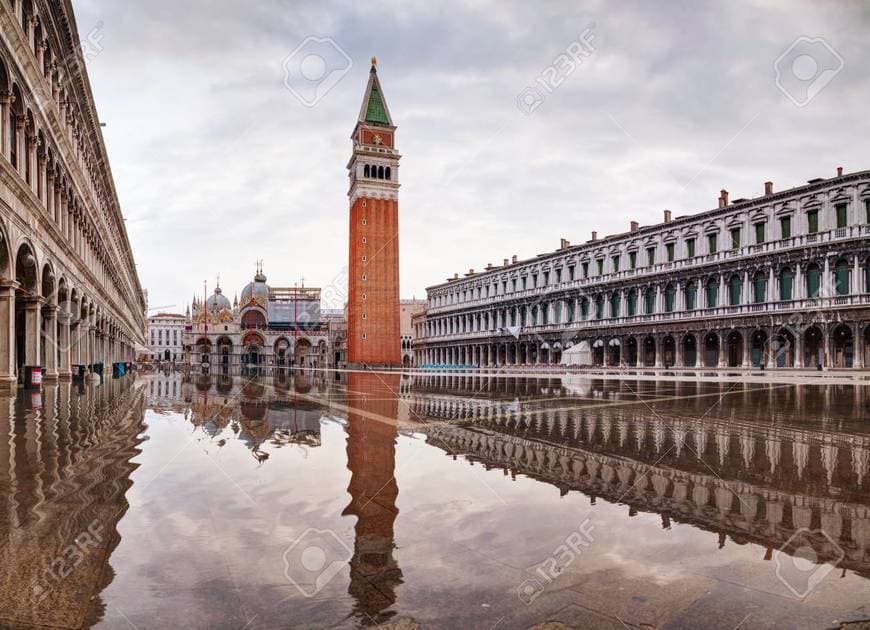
[71,0,870,314]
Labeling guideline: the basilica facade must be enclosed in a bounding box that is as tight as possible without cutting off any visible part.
[0,1,146,386]
[413,168,870,370]
[182,267,347,369]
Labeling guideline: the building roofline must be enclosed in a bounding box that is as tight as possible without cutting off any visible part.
[425,168,870,292]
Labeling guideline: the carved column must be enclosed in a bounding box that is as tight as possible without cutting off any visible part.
[742,328,751,368]
[0,92,11,160]
[23,297,42,367]
[58,311,71,378]
[0,282,17,387]
[795,327,804,369]
[15,116,25,175]
[43,305,58,379]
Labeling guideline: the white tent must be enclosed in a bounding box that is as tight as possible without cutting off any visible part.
[560,341,592,366]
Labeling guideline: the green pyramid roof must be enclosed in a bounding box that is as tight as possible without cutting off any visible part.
[365,83,390,125]
[357,60,393,126]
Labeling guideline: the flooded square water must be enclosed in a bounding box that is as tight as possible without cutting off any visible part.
[2,371,870,629]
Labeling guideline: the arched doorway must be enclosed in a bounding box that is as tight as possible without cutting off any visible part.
[726,330,742,367]
[274,338,290,366]
[196,337,212,365]
[241,332,264,367]
[683,334,697,367]
[831,324,853,368]
[295,338,312,368]
[642,336,656,367]
[662,336,675,367]
[704,332,719,367]
[624,337,638,367]
[217,336,233,367]
[14,243,39,377]
[749,329,768,367]
[607,338,621,366]
[771,328,795,367]
[804,326,824,368]
[592,339,604,366]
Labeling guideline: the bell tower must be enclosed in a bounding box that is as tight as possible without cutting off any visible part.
[347,58,401,367]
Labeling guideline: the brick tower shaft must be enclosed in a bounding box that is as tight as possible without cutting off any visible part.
[347,58,401,367]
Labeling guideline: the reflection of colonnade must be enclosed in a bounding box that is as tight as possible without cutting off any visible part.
[420,403,870,574]
[343,373,403,624]
[0,379,144,627]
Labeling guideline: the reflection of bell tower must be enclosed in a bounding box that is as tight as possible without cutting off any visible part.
[342,372,402,622]
[346,58,401,367]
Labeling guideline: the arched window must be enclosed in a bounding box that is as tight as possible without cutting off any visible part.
[753,271,767,303]
[665,284,676,312]
[685,281,697,310]
[779,267,794,301]
[729,274,742,306]
[706,277,718,308]
[626,289,637,316]
[541,303,549,325]
[835,258,850,296]
[609,293,620,318]
[566,300,575,322]
[595,295,605,320]
[806,263,821,298]
[363,164,370,178]
[377,165,385,179]
[866,258,870,293]
[580,297,589,320]
[385,166,391,180]
[644,288,655,314]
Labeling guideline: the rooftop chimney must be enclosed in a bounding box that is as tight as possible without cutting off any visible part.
[837,166,843,177]
[718,189,729,208]
[560,238,570,250]
[512,255,518,264]
[486,263,493,270]
[469,268,474,275]
[630,220,639,232]
[591,230,598,241]
[453,272,459,279]
[764,181,773,196]
[663,209,672,223]
[503,258,509,266]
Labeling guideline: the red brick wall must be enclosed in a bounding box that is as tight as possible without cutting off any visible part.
[348,196,401,366]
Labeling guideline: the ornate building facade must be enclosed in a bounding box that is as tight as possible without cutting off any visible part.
[182,267,346,369]
[147,312,184,362]
[347,59,401,367]
[0,1,146,385]
[400,298,425,367]
[414,169,870,370]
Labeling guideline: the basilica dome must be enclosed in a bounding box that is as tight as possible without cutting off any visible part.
[240,270,270,307]
[206,286,232,311]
